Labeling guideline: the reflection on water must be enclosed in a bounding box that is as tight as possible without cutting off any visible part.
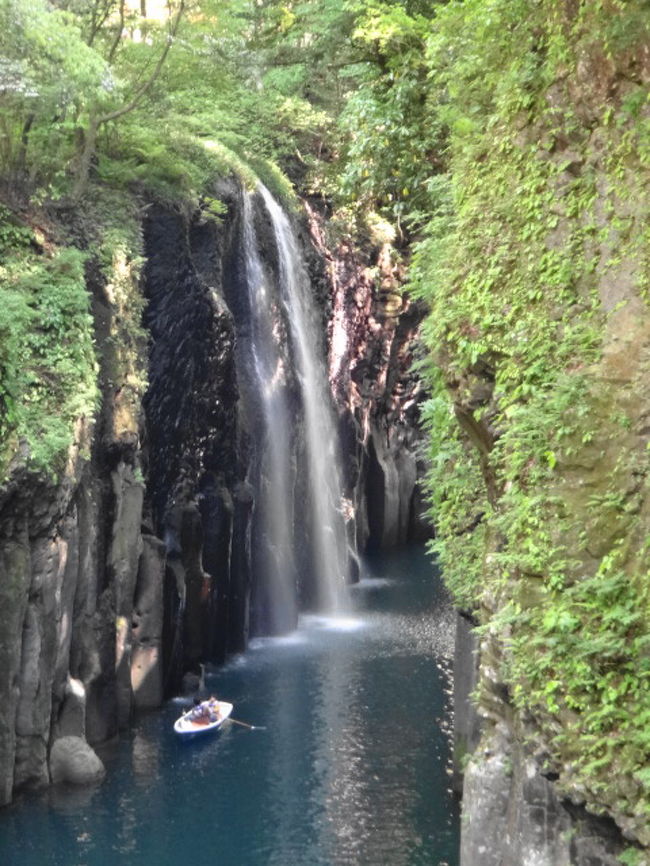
[131,730,161,785]
[0,546,459,866]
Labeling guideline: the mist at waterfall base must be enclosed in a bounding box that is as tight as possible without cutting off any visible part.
[0,547,459,866]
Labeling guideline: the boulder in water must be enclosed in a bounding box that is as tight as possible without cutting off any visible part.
[49,737,105,786]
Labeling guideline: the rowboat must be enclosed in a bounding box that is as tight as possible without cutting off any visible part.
[173,699,233,737]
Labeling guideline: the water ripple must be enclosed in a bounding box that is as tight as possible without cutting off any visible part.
[0,546,459,866]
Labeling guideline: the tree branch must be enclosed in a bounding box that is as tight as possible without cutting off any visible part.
[99,0,185,125]
[87,0,116,48]
[72,0,186,199]
[106,0,126,63]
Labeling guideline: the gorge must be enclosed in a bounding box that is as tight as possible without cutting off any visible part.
[1,1,650,864]
[0,176,428,800]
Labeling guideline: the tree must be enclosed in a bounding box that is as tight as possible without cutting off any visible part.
[72,0,187,198]
[0,0,190,201]
[0,0,109,197]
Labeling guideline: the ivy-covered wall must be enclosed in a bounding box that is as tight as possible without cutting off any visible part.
[410,0,650,854]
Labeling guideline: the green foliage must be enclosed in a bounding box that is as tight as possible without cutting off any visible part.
[509,554,650,795]
[0,206,34,253]
[618,849,645,866]
[96,120,233,202]
[0,0,304,203]
[0,224,98,476]
[421,388,490,609]
[0,0,109,195]
[336,0,448,233]
[394,0,650,836]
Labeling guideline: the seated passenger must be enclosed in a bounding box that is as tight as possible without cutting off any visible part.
[190,698,206,721]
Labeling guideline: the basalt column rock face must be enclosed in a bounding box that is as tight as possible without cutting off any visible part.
[0,260,151,804]
[461,729,629,866]
[304,205,432,558]
[142,180,253,684]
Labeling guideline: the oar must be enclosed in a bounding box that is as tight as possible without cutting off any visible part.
[229,717,266,731]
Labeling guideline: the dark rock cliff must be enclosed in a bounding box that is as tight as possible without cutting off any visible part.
[0,254,150,802]
[0,179,430,805]
[142,183,251,677]
[304,202,431,563]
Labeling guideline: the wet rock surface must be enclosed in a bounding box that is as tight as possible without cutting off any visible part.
[303,201,432,557]
[461,729,629,866]
[49,736,105,786]
[0,436,146,802]
[0,180,430,806]
[142,184,250,678]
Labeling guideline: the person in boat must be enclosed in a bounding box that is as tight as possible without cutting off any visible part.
[190,697,207,721]
[207,696,220,722]
[188,696,220,723]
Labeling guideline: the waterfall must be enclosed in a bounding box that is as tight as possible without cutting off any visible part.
[238,185,349,632]
[240,191,297,634]
[258,185,349,615]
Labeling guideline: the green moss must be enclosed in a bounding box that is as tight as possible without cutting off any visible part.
[421,388,491,609]
[96,117,296,213]
[0,217,99,478]
[411,0,650,839]
[618,846,646,866]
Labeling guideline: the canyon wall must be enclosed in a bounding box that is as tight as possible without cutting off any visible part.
[0,223,155,801]
[428,4,650,862]
[305,203,431,562]
[0,179,429,805]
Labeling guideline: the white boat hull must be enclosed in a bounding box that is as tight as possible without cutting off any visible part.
[173,701,233,737]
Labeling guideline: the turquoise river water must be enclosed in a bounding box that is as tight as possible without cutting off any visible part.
[0,546,460,865]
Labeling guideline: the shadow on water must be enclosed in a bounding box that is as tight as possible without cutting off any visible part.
[0,545,459,866]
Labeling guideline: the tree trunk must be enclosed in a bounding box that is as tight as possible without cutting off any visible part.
[71,0,184,202]
[72,115,99,202]
[15,114,35,180]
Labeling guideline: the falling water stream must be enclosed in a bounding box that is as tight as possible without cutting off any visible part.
[240,190,297,632]
[258,186,349,614]
[240,185,349,632]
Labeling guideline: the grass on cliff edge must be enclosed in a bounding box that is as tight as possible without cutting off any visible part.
[0,206,99,480]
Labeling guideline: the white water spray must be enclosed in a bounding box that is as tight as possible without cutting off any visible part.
[257,185,349,614]
[241,191,296,632]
